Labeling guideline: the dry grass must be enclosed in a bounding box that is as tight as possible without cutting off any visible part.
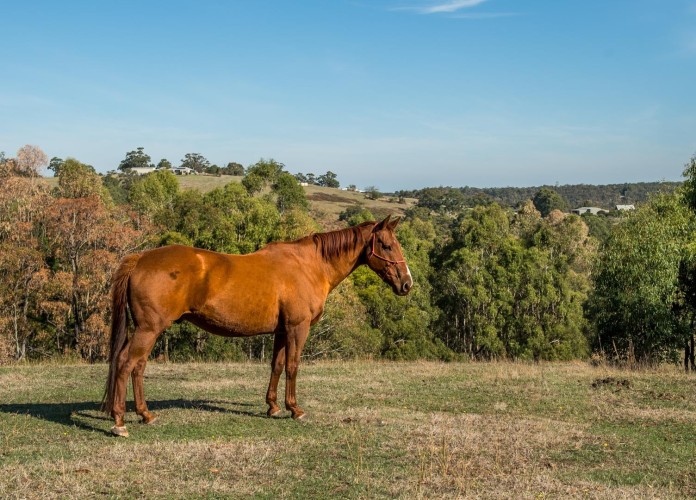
[303,185,417,226]
[0,361,694,498]
[176,174,243,192]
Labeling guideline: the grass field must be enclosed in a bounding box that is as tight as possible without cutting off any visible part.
[0,361,694,498]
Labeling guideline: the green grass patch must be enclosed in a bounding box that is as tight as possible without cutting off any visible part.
[0,361,694,498]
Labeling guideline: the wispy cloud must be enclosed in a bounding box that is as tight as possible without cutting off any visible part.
[419,0,488,14]
[392,0,488,15]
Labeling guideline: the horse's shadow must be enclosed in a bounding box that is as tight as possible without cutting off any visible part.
[0,399,269,436]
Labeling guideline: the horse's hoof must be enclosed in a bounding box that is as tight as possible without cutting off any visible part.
[293,413,307,421]
[141,413,158,425]
[111,425,129,437]
[269,409,283,418]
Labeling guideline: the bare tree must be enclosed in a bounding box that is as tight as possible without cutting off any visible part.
[16,145,48,177]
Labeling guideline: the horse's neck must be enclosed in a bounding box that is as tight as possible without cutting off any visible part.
[321,227,370,292]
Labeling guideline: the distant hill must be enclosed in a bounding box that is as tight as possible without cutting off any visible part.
[42,174,680,223]
[398,181,682,210]
[40,174,415,228]
[174,176,417,225]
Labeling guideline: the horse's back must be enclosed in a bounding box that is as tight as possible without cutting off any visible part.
[125,244,323,336]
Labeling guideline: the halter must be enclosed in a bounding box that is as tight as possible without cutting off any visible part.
[367,233,406,265]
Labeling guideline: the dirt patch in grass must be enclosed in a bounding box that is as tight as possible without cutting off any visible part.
[307,191,358,204]
[591,377,632,389]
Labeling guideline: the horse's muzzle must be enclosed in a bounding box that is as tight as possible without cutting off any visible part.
[398,276,413,296]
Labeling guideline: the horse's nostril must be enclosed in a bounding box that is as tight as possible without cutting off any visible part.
[402,281,411,293]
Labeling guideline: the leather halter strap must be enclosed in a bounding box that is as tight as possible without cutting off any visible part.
[367,233,405,265]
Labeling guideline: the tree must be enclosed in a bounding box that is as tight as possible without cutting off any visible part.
[242,159,287,195]
[57,158,107,201]
[224,162,245,176]
[533,188,569,217]
[416,187,467,213]
[0,176,51,359]
[679,153,696,370]
[365,186,382,200]
[41,195,148,360]
[119,147,152,171]
[241,172,265,195]
[305,279,381,359]
[246,158,284,182]
[339,205,374,226]
[157,158,172,170]
[433,204,592,360]
[180,153,210,173]
[169,182,280,255]
[589,193,695,364]
[318,171,340,188]
[271,172,310,214]
[16,145,48,177]
[129,169,180,225]
[48,157,65,176]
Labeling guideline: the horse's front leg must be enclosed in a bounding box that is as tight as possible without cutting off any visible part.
[284,322,310,420]
[266,333,286,417]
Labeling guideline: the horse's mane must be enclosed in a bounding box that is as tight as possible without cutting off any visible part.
[311,222,374,262]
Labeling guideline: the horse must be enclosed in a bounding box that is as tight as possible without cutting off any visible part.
[102,215,412,437]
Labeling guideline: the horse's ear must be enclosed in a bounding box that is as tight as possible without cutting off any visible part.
[388,216,401,230]
[373,214,392,232]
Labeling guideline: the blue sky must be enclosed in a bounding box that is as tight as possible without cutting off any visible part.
[2,0,695,191]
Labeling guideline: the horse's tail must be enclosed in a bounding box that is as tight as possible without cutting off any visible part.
[101,253,141,415]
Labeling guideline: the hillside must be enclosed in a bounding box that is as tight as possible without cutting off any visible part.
[43,174,680,221]
[176,175,417,226]
[399,181,682,211]
[41,174,416,227]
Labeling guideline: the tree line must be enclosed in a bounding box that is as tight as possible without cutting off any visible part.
[399,181,681,213]
[1,145,694,369]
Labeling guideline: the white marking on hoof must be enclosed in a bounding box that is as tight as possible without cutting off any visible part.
[143,415,158,425]
[294,413,307,421]
[270,409,283,418]
[111,425,129,437]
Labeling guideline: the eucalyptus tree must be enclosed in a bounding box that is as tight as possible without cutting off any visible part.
[589,193,695,364]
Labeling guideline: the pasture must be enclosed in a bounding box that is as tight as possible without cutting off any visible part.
[0,361,694,498]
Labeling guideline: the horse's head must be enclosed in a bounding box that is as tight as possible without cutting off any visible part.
[365,215,413,296]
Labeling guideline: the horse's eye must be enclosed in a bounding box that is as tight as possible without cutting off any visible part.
[382,244,392,251]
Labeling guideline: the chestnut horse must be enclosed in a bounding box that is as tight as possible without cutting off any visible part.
[102,215,412,436]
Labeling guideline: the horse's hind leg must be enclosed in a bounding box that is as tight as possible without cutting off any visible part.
[111,327,161,436]
[266,333,286,417]
[133,354,158,425]
[284,323,310,420]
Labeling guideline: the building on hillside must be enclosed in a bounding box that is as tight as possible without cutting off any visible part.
[616,204,635,211]
[171,166,196,175]
[131,167,156,175]
[571,206,607,216]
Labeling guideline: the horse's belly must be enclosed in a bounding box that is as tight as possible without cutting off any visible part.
[183,313,274,337]
[189,296,280,337]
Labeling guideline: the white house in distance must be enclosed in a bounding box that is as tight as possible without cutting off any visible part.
[571,206,607,216]
[131,166,156,175]
[616,204,635,211]
[130,166,196,175]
